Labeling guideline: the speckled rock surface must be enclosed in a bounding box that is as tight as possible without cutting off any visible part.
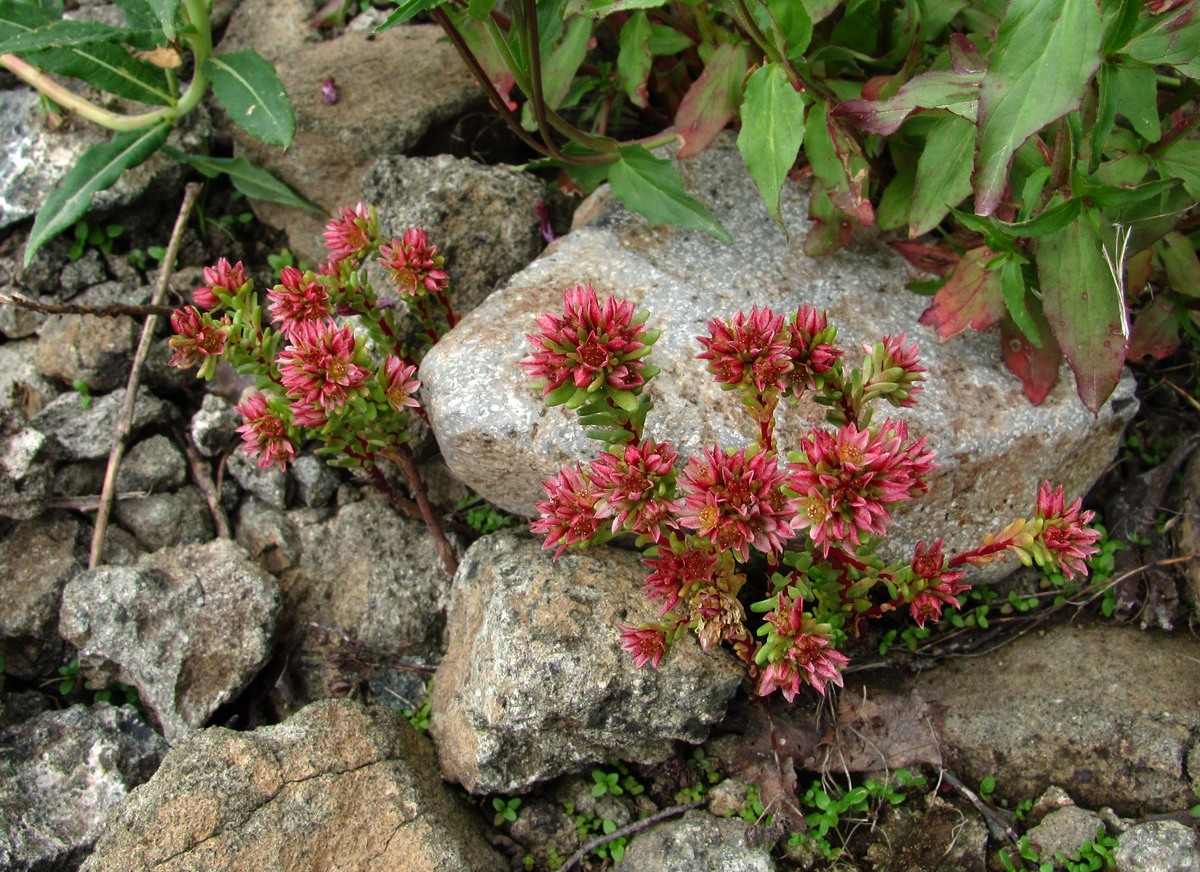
[619,810,774,872]
[80,699,507,872]
[420,135,1136,581]
[430,532,743,795]
[915,620,1200,816]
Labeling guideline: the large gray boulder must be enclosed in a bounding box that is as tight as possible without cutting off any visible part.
[430,532,743,794]
[420,135,1136,581]
[81,699,507,872]
[59,539,279,744]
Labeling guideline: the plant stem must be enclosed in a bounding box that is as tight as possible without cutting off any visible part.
[380,445,459,576]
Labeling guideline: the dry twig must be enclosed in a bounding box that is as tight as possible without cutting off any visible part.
[559,801,704,871]
[180,429,230,538]
[0,292,176,318]
[88,182,202,568]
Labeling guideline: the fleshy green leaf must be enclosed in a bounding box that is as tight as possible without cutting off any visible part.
[28,41,173,105]
[376,0,445,32]
[163,148,322,212]
[974,0,1102,216]
[917,245,1005,337]
[738,62,805,228]
[1038,214,1127,413]
[910,114,974,236]
[145,0,178,40]
[203,50,295,148]
[608,144,731,243]
[832,68,982,135]
[25,123,169,266]
[673,42,749,158]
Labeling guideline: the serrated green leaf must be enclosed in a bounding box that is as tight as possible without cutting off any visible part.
[974,0,1102,216]
[674,41,749,158]
[581,0,669,16]
[608,144,732,243]
[737,62,805,228]
[28,41,173,105]
[1037,214,1127,413]
[204,50,294,148]
[910,114,974,236]
[163,148,322,212]
[25,123,169,266]
[617,11,652,108]
[376,0,445,32]
[145,0,177,40]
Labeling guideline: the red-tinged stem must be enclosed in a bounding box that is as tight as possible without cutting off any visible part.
[949,539,1013,567]
[379,444,458,576]
[433,288,459,329]
[1150,105,1200,155]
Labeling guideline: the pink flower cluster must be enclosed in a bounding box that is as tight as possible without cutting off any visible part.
[520,284,653,399]
[377,228,449,297]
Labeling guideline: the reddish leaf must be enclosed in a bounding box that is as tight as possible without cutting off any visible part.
[804,179,854,257]
[1038,215,1128,413]
[949,34,984,73]
[674,43,750,158]
[890,240,960,275]
[1002,313,1062,404]
[917,246,1005,337]
[1128,295,1181,361]
[832,68,982,136]
[805,100,875,226]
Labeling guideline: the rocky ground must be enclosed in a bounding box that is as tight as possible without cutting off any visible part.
[2,3,1200,872]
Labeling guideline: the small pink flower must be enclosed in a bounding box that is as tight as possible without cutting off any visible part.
[234,391,296,472]
[267,266,333,340]
[381,356,421,411]
[787,305,842,394]
[324,202,375,263]
[642,545,717,614]
[789,420,935,554]
[677,447,798,561]
[377,228,449,296]
[757,621,849,701]
[589,439,678,538]
[278,321,370,413]
[1034,482,1101,579]
[620,626,666,669]
[690,586,746,651]
[696,306,793,393]
[907,540,969,628]
[521,284,653,399]
[168,307,227,368]
[193,258,247,309]
[531,465,600,557]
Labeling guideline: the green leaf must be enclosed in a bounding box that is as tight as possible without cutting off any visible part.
[376,0,445,32]
[582,0,669,16]
[1100,0,1140,55]
[805,99,875,225]
[673,42,749,158]
[145,0,178,40]
[910,114,974,236]
[1000,256,1041,345]
[974,0,1102,216]
[1153,140,1200,200]
[203,50,295,148]
[1037,214,1127,413]
[1110,61,1159,143]
[27,41,173,105]
[617,11,652,108]
[25,123,169,266]
[608,145,731,243]
[876,166,914,231]
[647,23,691,55]
[1158,231,1200,299]
[917,245,1006,337]
[833,68,982,136]
[753,0,813,59]
[738,62,805,228]
[163,148,322,212]
[0,16,137,53]
[541,15,592,109]
[1090,62,1119,172]
[1123,0,1200,79]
